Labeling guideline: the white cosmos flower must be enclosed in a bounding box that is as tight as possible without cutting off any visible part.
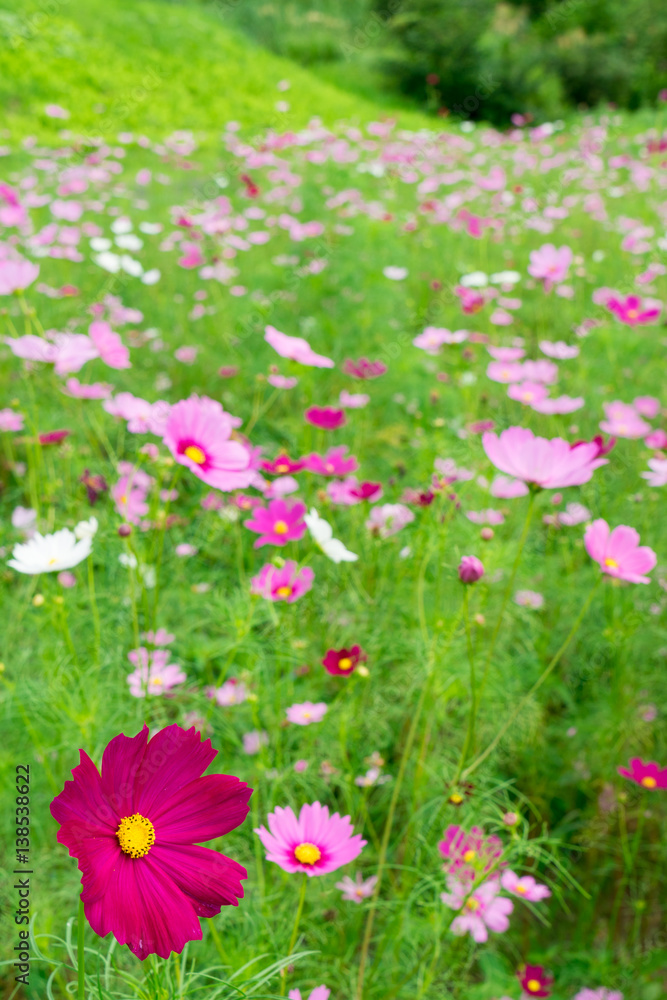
[74,516,98,540]
[8,528,92,575]
[141,268,161,285]
[459,270,488,287]
[304,508,358,563]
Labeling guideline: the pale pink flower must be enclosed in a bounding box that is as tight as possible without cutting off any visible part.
[645,429,667,448]
[413,327,467,354]
[482,427,607,489]
[383,266,407,280]
[573,990,623,1000]
[366,503,414,538]
[539,340,579,359]
[263,475,300,499]
[340,390,369,408]
[126,648,186,697]
[255,802,365,876]
[264,325,334,368]
[104,393,170,435]
[5,334,58,363]
[487,346,524,361]
[250,561,314,603]
[174,345,197,364]
[243,730,268,755]
[111,475,150,524]
[0,408,24,431]
[286,701,328,725]
[441,877,513,943]
[141,628,175,646]
[584,519,656,584]
[289,986,330,1000]
[514,590,544,608]
[175,543,198,557]
[528,243,573,286]
[532,395,585,414]
[490,475,529,498]
[508,381,549,406]
[487,361,524,384]
[62,378,113,399]
[641,458,667,487]
[521,359,558,384]
[500,870,551,901]
[557,503,591,526]
[0,258,40,295]
[633,396,661,419]
[206,679,248,706]
[466,509,505,525]
[88,320,131,369]
[600,401,651,439]
[335,872,378,903]
[433,458,474,483]
[268,374,298,389]
[163,395,254,491]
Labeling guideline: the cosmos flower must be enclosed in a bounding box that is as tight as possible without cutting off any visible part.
[617,758,667,789]
[335,872,378,903]
[441,877,513,942]
[584,519,656,584]
[250,561,314,603]
[163,395,255,491]
[254,802,365,876]
[286,701,328,725]
[500,870,551,901]
[438,825,504,881]
[304,406,346,430]
[366,503,415,538]
[572,989,623,1000]
[514,590,544,609]
[206,679,248,706]
[482,427,608,489]
[539,340,579,359]
[490,476,529,499]
[339,390,370,408]
[0,407,24,431]
[341,357,387,379]
[527,243,572,286]
[244,499,307,548]
[322,645,366,675]
[50,725,251,959]
[126,649,186,698]
[261,453,306,475]
[606,293,661,327]
[8,528,93,575]
[600,401,651,439]
[458,556,484,583]
[303,446,358,476]
[264,325,334,368]
[517,965,553,997]
[641,458,667,487]
[289,987,331,1000]
[0,257,40,294]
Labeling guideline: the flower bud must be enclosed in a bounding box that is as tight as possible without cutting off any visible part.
[480,527,494,540]
[458,555,485,584]
[118,524,132,537]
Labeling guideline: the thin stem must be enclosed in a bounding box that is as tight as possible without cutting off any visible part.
[87,555,101,665]
[207,917,227,965]
[77,896,85,1000]
[463,577,601,780]
[453,588,476,783]
[478,490,536,698]
[281,874,308,992]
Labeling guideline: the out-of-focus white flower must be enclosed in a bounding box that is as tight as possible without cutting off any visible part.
[9,528,92,575]
[304,508,358,563]
[74,516,98,540]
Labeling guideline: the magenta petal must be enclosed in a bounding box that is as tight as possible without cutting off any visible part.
[56,822,122,903]
[147,843,247,916]
[153,773,252,843]
[51,749,118,831]
[101,726,150,816]
[134,725,217,816]
[84,852,202,960]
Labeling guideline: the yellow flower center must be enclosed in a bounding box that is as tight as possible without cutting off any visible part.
[294,842,321,865]
[527,981,541,993]
[274,520,289,535]
[628,309,638,319]
[276,585,292,597]
[449,793,463,804]
[465,897,480,911]
[120,494,128,504]
[641,776,657,788]
[184,444,206,464]
[150,677,163,686]
[517,884,527,894]
[604,557,619,568]
[338,657,353,671]
[48,557,58,566]
[463,849,476,863]
[117,813,155,858]
[277,463,289,473]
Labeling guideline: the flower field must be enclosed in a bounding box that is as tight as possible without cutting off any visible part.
[2,6,667,998]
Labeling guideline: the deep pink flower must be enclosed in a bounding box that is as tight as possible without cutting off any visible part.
[458,556,484,583]
[260,453,306,475]
[50,725,251,959]
[286,701,328,725]
[342,357,387,379]
[645,429,667,449]
[254,802,365,876]
[482,427,608,489]
[527,243,572,286]
[250,561,314,603]
[327,477,382,505]
[441,877,513,942]
[303,446,358,476]
[584,519,656,584]
[39,429,70,445]
[244,499,307,548]
[617,757,667,789]
[163,396,255,491]
[517,965,553,997]
[500,870,551,901]
[438,825,504,881]
[322,645,366,676]
[265,325,334,368]
[305,406,346,430]
[607,294,661,327]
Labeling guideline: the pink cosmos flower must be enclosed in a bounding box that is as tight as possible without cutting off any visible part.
[458,556,484,583]
[413,327,468,354]
[112,475,150,524]
[62,378,113,399]
[89,320,131,369]
[163,395,255,491]
[303,446,358,476]
[261,453,306,475]
[455,285,486,314]
[488,346,524,361]
[490,475,529,498]
[175,543,198,557]
[127,649,186,698]
[341,357,387,379]
[438,825,504,881]
[264,325,334,368]
[600,401,651,439]
[441,877,513,942]
[508,381,549,406]
[515,590,544,608]
[466,508,505,525]
[268,374,298,389]
[366,503,415,538]
[340,390,370,408]
[0,408,24,431]
[641,458,667,487]
[482,427,608,489]
[0,258,40,294]
[243,731,268,755]
[518,965,553,997]
[557,502,591,526]
[6,334,58,363]
[573,990,623,1000]
[39,429,70,445]
[289,987,331,1000]
[336,872,378,903]
[263,475,299,499]
[250,561,314,603]
[539,340,579,359]
[645,429,667,449]
[607,294,661,327]
[327,477,382,505]
[50,724,251,960]
[500,870,551,901]
[244,499,307,548]
[584,519,656,584]
[254,802,365,876]
[527,243,573,286]
[305,406,346,430]
[206,679,248,706]
[532,395,585,415]
[286,701,328,725]
[633,396,661,419]
[141,629,175,646]
[521,359,559,385]
[617,758,667,789]
[487,361,524,384]
[103,393,171,435]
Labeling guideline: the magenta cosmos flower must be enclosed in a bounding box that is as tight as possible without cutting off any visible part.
[518,965,553,997]
[439,825,504,882]
[482,427,607,489]
[244,499,307,547]
[617,757,667,789]
[458,556,484,584]
[322,645,366,675]
[163,395,255,491]
[260,453,306,475]
[341,357,387,379]
[441,877,513,942]
[305,406,346,430]
[50,725,252,960]
[606,293,661,327]
[584,519,656,584]
[250,560,314,603]
[303,446,358,476]
[254,802,365,876]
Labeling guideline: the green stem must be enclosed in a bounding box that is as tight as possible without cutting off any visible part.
[87,555,101,666]
[453,588,476,783]
[462,576,601,780]
[281,874,308,992]
[77,896,85,1000]
[478,490,536,699]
